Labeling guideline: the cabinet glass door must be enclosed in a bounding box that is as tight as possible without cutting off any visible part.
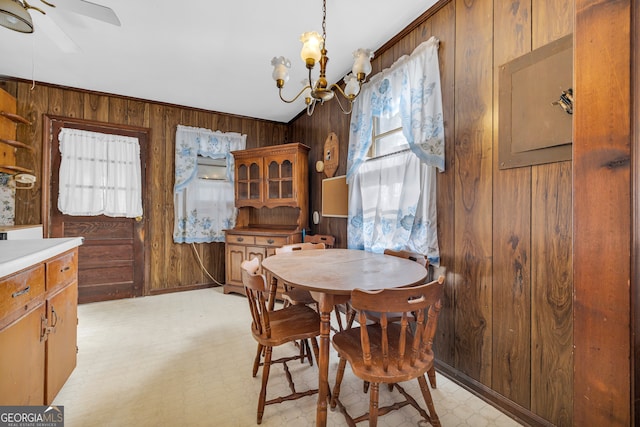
[236,160,262,203]
[267,159,293,201]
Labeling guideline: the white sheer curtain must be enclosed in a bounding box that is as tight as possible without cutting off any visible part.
[58,128,142,218]
[173,125,246,243]
[347,151,439,264]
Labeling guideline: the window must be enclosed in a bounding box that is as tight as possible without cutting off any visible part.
[369,112,408,158]
[346,37,444,265]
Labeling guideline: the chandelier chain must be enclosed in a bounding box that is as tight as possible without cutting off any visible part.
[321,0,327,45]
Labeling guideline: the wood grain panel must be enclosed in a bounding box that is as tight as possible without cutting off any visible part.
[491,0,532,408]
[126,100,148,127]
[453,0,494,384]
[160,106,180,291]
[63,220,134,239]
[429,0,456,369]
[78,243,134,264]
[78,264,133,285]
[148,104,168,290]
[532,0,573,49]
[83,93,109,122]
[62,90,83,118]
[108,97,127,125]
[574,0,631,425]
[531,161,572,425]
[634,2,640,423]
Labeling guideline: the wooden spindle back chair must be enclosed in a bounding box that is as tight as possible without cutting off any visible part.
[241,258,322,424]
[379,248,438,388]
[331,277,445,427]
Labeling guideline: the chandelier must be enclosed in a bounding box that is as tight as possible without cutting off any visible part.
[271,0,374,116]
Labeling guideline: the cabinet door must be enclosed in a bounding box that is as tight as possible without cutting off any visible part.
[235,158,263,207]
[45,282,78,404]
[246,246,267,269]
[226,244,246,286]
[264,156,296,207]
[0,304,46,405]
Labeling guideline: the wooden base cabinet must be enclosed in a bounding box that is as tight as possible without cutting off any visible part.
[224,229,301,295]
[0,248,79,405]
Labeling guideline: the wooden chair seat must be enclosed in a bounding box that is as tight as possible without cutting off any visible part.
[281,287,316,306]
[332,322,432,384]
[253,304,321,346]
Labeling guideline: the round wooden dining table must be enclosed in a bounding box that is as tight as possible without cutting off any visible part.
[261,248,429,427]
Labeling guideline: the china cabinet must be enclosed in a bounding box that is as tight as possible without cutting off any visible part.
[224,143,309,295]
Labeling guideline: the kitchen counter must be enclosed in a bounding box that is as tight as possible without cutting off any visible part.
[0,237,83,278]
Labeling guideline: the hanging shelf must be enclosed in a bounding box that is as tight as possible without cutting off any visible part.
[0,138,34,152]
[0,164,34,175]
[0,111,31,125]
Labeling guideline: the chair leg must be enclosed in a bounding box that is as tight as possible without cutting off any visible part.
[427,366,437,388]
[331,356,347,409]
[299,339,313,366]
[346,304,357,329]
[257,346,273,425]
[417,375,440,427]
[334,305,345,331]
[253,344,263,377]
[308,338,330,401]
[369,382,380,427]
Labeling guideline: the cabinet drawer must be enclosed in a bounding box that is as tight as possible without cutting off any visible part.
[46,250,77,291]
[0,264,45,320]
[255,236,288,247]
[227,235,255,245]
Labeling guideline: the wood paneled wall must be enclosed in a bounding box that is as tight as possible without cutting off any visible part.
[290,0,577,425]
[1,80,288,295]
[573,0,632,425]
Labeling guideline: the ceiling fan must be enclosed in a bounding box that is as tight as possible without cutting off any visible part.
[0,0,120,52]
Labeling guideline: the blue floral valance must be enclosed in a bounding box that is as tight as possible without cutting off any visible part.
[174,125,246,192]
[347,36,445,183]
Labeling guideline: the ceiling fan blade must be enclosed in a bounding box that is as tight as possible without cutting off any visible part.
[53,0,121,26]
[31,11,81,53]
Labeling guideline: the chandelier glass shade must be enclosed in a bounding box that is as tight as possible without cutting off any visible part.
[0,0,33,33]
[271,0,374,116]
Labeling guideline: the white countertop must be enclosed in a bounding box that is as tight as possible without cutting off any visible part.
[0,237,84,278]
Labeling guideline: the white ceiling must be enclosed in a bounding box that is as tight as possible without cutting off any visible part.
[0,0,438,123]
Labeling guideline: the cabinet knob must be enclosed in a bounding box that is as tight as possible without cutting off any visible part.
[237,237,244,242]
[267,239,274,244]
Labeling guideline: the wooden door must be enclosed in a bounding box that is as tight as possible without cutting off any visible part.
[44,116,149,303]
